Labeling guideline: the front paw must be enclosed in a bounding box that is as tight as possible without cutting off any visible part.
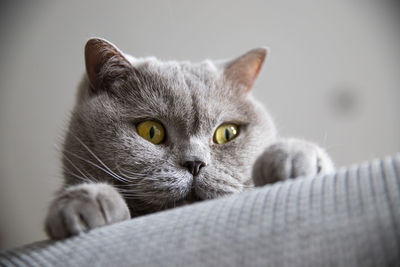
[252,139,334,186]
[45,183,130,240]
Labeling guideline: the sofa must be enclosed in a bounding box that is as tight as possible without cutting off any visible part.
[1,154,399,266]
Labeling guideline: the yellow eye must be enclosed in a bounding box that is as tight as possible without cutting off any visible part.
[214,124,239,144]
[137,121,165,144]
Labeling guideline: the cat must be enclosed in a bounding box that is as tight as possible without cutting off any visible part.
[45,38,334,240]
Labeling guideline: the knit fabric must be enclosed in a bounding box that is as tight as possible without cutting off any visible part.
[1,154,399,266]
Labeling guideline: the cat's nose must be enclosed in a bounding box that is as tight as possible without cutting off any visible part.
[183,161,206,176]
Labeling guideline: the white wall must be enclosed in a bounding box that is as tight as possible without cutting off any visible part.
[1,0,399,250]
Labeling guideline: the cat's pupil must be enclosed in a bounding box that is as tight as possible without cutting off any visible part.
[150,126,155,139]
[225,128,230,140]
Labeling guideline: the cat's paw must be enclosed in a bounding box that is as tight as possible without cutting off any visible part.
[45,183,130,240]
[252,138,334,186]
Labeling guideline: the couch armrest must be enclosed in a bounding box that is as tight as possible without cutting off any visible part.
[1,154,400,266]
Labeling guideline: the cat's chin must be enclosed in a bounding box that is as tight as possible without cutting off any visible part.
[174,189,204,207]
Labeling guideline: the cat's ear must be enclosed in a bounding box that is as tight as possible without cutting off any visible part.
[85,38,132,91]
[223,47,268,93]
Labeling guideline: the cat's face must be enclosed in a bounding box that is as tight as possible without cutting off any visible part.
[63,39,276,215]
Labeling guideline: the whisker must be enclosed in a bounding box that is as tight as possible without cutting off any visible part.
[117,166,148,177]
[63,149,130,184]
[115,165,142,180]
[70,133,130,183]
[115,165,176,186]
[63,152,92,181]
[63,167,93,184]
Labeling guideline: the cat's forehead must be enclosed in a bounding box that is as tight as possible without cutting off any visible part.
[119,56,251,134]
[126,55,231,103]
[127,56,220,84]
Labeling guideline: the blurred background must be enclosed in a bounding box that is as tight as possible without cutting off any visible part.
[0,0,399,251]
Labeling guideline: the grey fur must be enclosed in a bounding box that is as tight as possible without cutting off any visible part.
[45,38,333,239]
[252,138,334,186]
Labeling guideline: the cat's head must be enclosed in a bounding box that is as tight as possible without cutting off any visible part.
[63,38,276,215]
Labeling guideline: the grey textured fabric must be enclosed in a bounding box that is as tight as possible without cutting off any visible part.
[1,154,400,267]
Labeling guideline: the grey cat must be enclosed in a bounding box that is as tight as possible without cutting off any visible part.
[45,38,334,239]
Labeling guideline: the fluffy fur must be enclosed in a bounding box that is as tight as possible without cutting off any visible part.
[45,38,333,239]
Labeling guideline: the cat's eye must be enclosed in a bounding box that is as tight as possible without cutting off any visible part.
[214,124,239,144]
[137,121,165,144]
